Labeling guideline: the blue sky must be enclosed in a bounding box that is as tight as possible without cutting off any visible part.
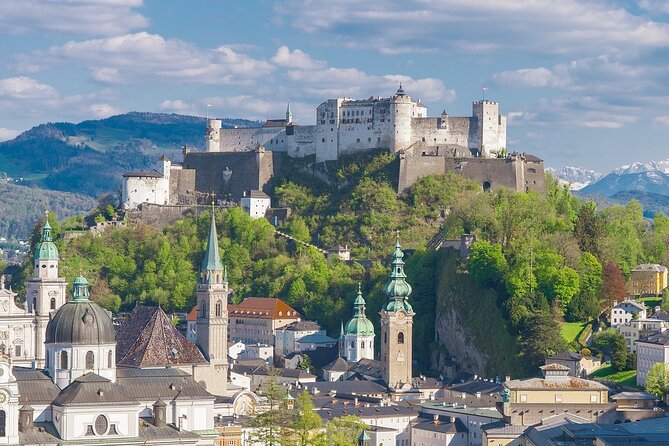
[1,0,669,172]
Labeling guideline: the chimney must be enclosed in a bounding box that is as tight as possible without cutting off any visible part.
[505,375,511,383]
[18,404,34,433]
[153,398,167,428]
[354,397,359,407]
[476,392,481,398]
[433,414,439,424]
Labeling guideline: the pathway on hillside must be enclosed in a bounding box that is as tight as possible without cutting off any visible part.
[274,229,328,255]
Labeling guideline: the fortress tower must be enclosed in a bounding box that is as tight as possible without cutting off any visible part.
[25,218,67,368]
[472,100,506,157]
[380,236,415,391]
[390,84,414,152]
[205,119,222,152]
[195,206,229,395]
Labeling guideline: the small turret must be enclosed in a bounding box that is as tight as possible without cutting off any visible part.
[153,398,167,427]
[18,403,33,433]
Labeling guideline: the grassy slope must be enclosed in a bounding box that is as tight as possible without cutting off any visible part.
[435,248,524,377]
[590,364,638,387]
[560,321,588,345]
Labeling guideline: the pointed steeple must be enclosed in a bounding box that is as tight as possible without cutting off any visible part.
[353,283,366,317]
[383,232,413,313]
[201,205,223,283]
[286,100,293,124]
[339,320,344,340]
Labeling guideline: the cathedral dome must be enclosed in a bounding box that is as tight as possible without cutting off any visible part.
[35,220,59,261]
[45,276,115,345]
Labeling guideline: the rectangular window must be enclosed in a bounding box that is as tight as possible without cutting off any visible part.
[520,394,527,402]
[555,394,562,403]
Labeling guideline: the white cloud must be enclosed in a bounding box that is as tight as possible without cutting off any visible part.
[272,46,326,69]
[638,1,669,14]
[0,77,58,100]
[0,0,148,37]
[0,128,19,141]
[158,100,199,116]
[39,32,274,85]
[493,68,566,88]
[88,103,119,118]
[276,0,669,56]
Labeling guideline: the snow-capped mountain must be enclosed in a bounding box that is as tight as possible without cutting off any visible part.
[546,166,602,190]
[579,158,669,197]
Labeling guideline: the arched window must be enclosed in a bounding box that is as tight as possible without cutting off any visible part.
[50,298,56,310]
[0,410,5,437]
[350,341,354,348]
[60,351,69,369]
[215,300,222,317]
[398,332,405,344]
[85,351,95,369]
[32,298,36,311]
[108,350,113,368]
[384,332,387,343]
[361,341,365,349]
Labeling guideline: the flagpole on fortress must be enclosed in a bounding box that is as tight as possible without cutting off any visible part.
[482,86,488,101]
[206,103,212,120]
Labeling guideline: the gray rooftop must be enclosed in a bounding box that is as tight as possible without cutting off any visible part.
[52,373,137,407]
[14,367,60,405]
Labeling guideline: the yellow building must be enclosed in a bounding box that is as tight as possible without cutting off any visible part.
[501,364,614,425]
[631,263,668,296]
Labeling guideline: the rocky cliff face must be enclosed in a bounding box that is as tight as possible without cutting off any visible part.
[430,249,523,379]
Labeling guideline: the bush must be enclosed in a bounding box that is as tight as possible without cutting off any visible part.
[581,347,592,357]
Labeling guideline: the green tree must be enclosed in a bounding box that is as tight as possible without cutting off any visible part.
[593,329,628,372]
[468,241,508,288]
[290,391,324,446]
[297,354,313,373]
[245,371,290,445]
[573,202,604,258]
[518,311,567,370]
[325,415,367,446]
[285,216,311,244]
[645,362,669,398]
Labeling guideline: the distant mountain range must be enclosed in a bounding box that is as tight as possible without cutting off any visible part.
[0,112,259,239]
[549,159,669,217]
[545,166,602,190]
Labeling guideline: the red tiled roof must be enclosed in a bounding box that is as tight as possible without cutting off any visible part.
[187,306,197,322]
[228,297,300,320]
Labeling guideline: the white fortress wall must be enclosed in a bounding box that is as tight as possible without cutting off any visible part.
[218,127,287,152]
[287,125,318,157]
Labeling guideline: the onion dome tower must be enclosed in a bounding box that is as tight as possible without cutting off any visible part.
[344,285,375,362]
[25,216,67,368]
[380,234,415,390]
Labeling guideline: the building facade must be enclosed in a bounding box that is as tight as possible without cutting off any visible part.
[240,190,271,219]
[228,298,300,346]
[631,264,668,296]
[636,332,669,386]
[610,300,647,328]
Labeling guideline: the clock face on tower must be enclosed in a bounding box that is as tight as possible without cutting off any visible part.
[396,311,405,320]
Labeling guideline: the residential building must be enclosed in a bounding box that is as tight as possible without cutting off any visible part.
[545,351,601,377]
[618,317,667,352]
[411,415,468,446]
[631,263,668,296]
[610,300,647,328]
[636,332,669,386]
[240,190,271,219]
[228,297,300,346]
[421,403,503,446]
[327,245,351,261]
[275,320,326,356]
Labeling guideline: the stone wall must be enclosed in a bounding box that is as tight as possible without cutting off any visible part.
[218,127,287,152]
[398,153,545,194]
[128,203,199,228]
[181,149,275,201]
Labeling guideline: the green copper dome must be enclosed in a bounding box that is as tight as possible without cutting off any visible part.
[71,275,90,301]
[35,220,59,261]
[345,285,375,336]
[383,237,414,313]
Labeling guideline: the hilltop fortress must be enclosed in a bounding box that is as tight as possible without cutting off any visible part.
[122,87,544,211]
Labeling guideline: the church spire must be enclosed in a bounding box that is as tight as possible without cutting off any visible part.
[201,205,223,283]
[286,100,293,124]
[383,233,413,313]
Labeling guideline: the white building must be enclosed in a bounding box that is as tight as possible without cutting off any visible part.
[121,155,170,209]
[208,87,507,162]
[610,300,647,328]
[240,190,271,220]
[411,415,468,446]
[618,318,667,352]
[636,332,669,386]
[274,320,325,356]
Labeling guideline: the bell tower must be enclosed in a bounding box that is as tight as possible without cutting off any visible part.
[195,205,229,395]
[380,234,414,390]
[25,216,67,368]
